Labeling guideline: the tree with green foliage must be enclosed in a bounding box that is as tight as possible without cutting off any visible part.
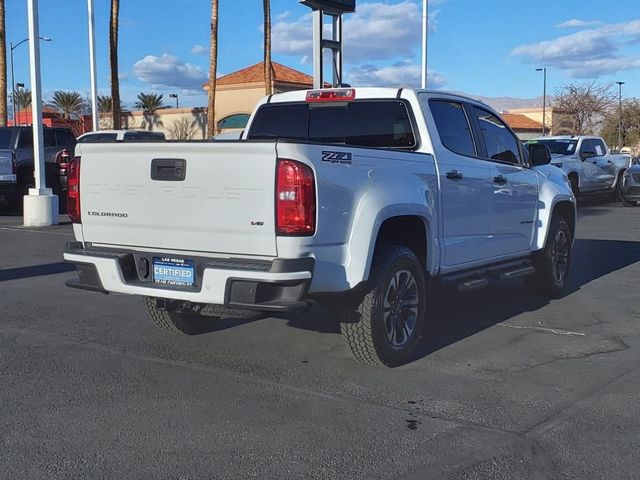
[11,88,32,110]
[50,91,85,120]
[97,95,113,114]
[134,92,164,113]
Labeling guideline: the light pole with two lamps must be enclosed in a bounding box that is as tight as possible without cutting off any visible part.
[10,36,51,125]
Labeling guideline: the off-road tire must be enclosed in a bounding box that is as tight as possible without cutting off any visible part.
[611,171,625,202]
[144,297,212,335]
[526,216,572,298]
[340,245,427,367]
[569,174,579,197]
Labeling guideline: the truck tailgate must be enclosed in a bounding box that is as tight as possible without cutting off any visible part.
[79,142,278,257]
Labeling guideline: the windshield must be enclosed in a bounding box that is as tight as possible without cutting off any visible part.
[535,139,578,156]
[0,129,12,149]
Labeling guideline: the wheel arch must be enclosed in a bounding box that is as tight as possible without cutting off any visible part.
[359,213,435,284]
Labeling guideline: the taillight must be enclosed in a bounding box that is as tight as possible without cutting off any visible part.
[67,156,81,223]
[276,159,316,236]
[306,88,356,103]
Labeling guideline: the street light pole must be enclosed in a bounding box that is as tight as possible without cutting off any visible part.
[421,0,428,89]
[24,0,58,226]
[169,93,179,109]
[536,67,547,136]
[87,0,99,131]
[15,83,24,125]
[10,36,51,125]
[616,81,625,151]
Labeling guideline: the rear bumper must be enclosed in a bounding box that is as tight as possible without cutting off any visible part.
[63,242,314,312]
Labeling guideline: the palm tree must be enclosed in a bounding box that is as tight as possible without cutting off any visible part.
[134,92,164,112]
[0,0,7,126]
[11,88,32,110]
[50,91,85,120]
[263,0,273,96]
[207,0,219,137]
[97,95,113,114]
[135,92,164,131]
[110,0,121,129]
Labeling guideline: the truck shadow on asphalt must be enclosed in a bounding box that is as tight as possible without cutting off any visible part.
[0,262,76,282]
[288,238,640,364]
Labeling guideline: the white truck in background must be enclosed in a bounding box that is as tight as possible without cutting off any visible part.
[63,88,576,367]
[531,136,632,198]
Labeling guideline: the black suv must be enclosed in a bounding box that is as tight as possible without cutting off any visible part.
[0,126,76,205]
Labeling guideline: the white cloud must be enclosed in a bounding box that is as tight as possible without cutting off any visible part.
[511,19,640,77]
[347,62,446,89]
[191,44,207,55]
[275,11,291,21]
[273,1,437,63]
[133,54,207,91]
[556,18,601,28]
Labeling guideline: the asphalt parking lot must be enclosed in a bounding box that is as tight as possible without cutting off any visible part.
[1,199,639,480]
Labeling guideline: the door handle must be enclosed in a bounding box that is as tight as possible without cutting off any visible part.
[151,158,186,181]
[493,175,508,185]
[446,170,464,180]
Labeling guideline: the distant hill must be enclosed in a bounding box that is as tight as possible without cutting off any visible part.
[466,95,552,113]
[445,92,552,112]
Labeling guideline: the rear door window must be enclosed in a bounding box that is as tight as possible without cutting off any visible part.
[472,107,521,164]
[346,101,415,148]
[579,139,594,155]
[592,139,606,157]
[429,100,476,157]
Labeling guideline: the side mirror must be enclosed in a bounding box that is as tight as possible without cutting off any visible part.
[580,151,595,161]
[529,143,551,166]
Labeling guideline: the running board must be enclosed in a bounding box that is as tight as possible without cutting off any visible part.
[441,259,536,292]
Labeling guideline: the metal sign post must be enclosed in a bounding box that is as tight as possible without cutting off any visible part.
[300,0,355,89]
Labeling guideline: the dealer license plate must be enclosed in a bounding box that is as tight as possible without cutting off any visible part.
[152,257,195,286]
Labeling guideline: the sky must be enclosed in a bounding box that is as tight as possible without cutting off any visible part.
[5,0,640,109]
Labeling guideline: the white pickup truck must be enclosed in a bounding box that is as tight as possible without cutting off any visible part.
[530,135,632,198]
[64,88,576,366]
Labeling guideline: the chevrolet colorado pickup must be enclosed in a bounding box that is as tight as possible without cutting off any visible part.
[63,88,576,366]
[530,135,632,198]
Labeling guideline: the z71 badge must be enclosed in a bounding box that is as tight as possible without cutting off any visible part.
[322,151,352,165]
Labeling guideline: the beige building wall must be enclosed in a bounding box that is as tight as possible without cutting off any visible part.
[507,107,576,135]
[216,86,266,126]
[118,108,209,140]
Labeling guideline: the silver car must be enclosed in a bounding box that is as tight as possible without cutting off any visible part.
[621,163,640,206]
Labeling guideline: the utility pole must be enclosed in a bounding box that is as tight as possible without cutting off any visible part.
[616,81,625,150]
[88,0,99,131]
[421,0,428,89]
[536,67,547,136]
[24,0,58,226]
